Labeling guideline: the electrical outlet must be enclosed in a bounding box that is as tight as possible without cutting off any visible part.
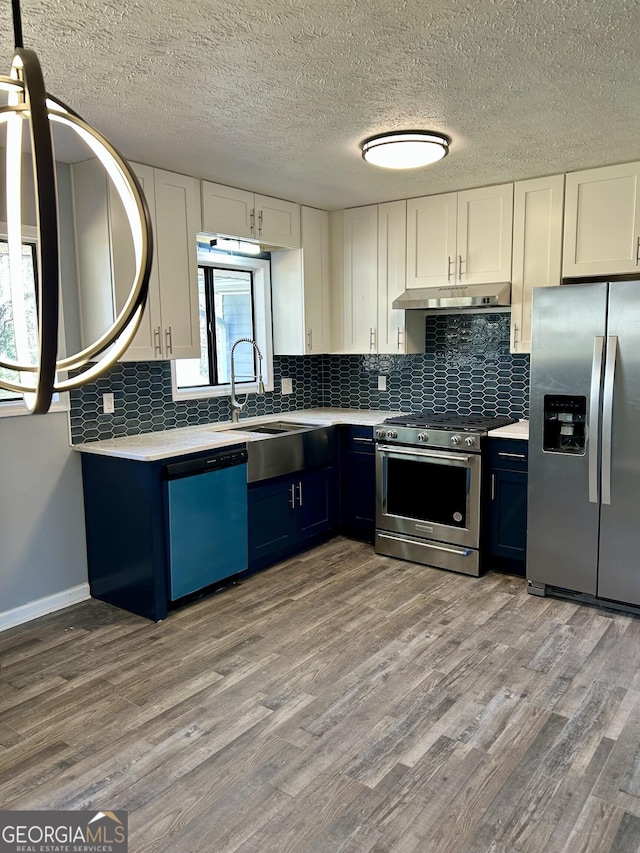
[103,392,115,414]
[378,375,387,391]
[281,378,293,395]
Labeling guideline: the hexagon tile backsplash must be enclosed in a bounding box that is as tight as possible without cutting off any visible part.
[69,313,529,444]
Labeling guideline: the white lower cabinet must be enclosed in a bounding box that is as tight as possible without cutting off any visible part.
[72,161,201,361]
[510,175,564,354]
[330,202,424,354]
[271,206,330,354]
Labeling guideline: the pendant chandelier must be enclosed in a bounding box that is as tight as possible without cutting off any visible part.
[0,0,152,413]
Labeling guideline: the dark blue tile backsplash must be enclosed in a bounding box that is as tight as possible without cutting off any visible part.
[69,312,529,444]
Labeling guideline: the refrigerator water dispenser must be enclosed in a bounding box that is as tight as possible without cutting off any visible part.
[543,395,586,454]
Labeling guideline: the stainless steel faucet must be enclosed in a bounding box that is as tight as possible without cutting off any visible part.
[230,338,265,422]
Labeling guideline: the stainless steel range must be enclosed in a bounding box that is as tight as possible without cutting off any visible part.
[374,412,516,576]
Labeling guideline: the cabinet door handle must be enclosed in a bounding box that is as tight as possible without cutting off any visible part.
[154,326,162,356]
[165,326,173,355]
[258,210,264,236]
[397,326,404,351]
[447,256,454,282]
[458,254,464,279]
[353,437,373,444]
[636,236,640,266]
[497,451,526,460]
[289,483,296,507]
[297,481,303,506]
[491,474,495,501]
[307,330,312,352]
[370,328,376,352]
[250,208,256,236]
[513,323,519,343]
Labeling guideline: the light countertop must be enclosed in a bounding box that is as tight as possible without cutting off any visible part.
[73,408,402,462]
[488,420,529,441]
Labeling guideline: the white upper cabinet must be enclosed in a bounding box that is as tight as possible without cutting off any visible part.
[377,200,406,354]
[407,183,513,288]
[341,205,379,353]
[152,169,202,359]
[72,161,201,361]
[271,206,330,354]
[510,175,565,354]
[457,184,513,284]
[330,202,424,355]
[407,192,457,288]
[563,162,640,277]
[201,181,301,248]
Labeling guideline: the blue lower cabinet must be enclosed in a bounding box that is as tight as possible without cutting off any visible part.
[487,439,528,573]
[81,447,249,621]
[248,465,337,571]
[340,426,376,542]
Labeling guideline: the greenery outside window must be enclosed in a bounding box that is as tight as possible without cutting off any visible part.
[171,245,274,401]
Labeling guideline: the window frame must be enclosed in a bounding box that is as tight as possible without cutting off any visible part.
[0,223,69,418]
[171,250,274,402]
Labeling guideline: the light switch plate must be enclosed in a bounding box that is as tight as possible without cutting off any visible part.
[103,392,115,414]
[281,378,293,395]
[378,375,387,391]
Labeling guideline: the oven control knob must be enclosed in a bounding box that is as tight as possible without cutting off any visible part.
[418,432,429,442]
[375,429,387,439]
[386,430,398,439]
[464,436,476,447]
[450,434,462,446]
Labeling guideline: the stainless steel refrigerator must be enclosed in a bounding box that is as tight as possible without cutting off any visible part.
[527,280,640,606]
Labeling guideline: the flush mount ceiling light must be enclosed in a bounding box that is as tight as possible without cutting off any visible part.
[361,130,450,170]
[0,0,152,414]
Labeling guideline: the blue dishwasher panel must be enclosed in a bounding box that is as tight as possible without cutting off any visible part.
[167,461,248,600]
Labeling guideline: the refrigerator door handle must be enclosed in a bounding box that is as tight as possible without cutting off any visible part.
[601,335,618,506]
[589,336,605,504]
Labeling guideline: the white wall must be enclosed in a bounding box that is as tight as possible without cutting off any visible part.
[0,156,89,628]
[0,411,88,623]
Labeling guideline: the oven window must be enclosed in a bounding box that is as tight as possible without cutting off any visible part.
[386,457,468,528]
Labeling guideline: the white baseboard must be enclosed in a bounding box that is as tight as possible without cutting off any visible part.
[0,584,91,633]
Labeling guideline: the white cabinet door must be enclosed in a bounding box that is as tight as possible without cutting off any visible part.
[342,206,378,353]
[457,183,513,284]
[153,169,201,360]
[201,182,300,248]
[378,200,407,353]
[563,162,640,277]
[201,181,253,239]
[511,175,564,354]
[110,162,161,361]
[255,194,301,249]
[406,192,457,288]
[302,207,329,352]
[71,158,116,349]
[271,207,329,354]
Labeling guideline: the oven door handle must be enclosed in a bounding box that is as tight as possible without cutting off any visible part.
[377,444,472,463]
[377,532,473,557]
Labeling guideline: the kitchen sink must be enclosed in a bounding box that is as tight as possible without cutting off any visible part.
[225,420,314,435]
[220,421,335,482]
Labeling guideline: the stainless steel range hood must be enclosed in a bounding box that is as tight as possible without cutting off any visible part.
[392,282,511,310]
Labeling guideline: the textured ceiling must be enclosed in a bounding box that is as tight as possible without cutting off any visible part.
[3,0,640,210]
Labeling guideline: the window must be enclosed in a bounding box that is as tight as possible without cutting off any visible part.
[0,224,66,416]
[172,246,274,401]
[0,239,38,402]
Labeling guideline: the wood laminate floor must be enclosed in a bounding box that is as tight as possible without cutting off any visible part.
[2,538,640,852]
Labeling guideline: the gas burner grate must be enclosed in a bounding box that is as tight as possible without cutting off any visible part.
[383,412,517,432]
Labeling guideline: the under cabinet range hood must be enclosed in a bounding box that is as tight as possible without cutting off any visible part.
[392,282,511,310]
